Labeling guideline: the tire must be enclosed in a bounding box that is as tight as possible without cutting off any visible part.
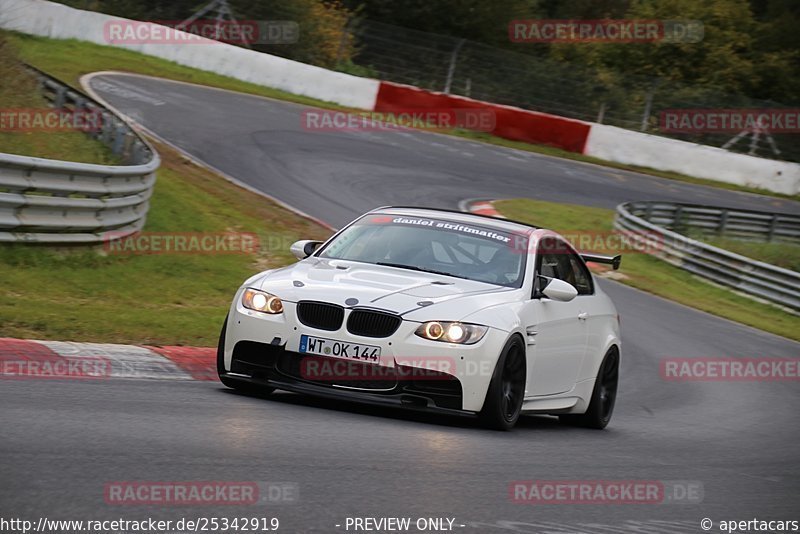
[560,348,619,429]
[479,336,526,431]
[216,313,274,395]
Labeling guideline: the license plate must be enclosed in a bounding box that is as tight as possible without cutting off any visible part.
[299,334,381,362]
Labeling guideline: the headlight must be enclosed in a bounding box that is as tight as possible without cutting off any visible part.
[415,321,488,344]
[242,288,283,314]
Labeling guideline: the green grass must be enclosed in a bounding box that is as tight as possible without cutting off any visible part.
[699,237,800,272]
[0,37,118,163]
[4,31,347,110]
[1,31,795,344]
[0,144,331,345]
[0,32,330,345]
[495,198,800,341]
[5,30,797,201]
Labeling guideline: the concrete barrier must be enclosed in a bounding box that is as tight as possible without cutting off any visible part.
[0,0,380,109]
[375,82,591,153]
[3,0,798,195]
[374,83,800,195]
[584,124,800,195]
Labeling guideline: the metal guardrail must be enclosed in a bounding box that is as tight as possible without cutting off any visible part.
[0,68,159,243]
[615,201,800,311]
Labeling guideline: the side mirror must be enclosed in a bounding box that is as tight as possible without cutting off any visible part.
[535,276,577,302]
[290,240,322,260]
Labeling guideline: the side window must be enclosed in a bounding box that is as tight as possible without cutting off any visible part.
[544,253,574,285]
[568,254,594,295]
[536,237,593,296]
[537,237,574,283]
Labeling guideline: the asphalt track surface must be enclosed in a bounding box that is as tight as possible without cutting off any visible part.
[2,74,799,533]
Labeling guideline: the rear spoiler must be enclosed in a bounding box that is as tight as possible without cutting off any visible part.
[581,253,622,270]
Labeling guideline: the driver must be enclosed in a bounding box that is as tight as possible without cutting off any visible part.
[385,228,433,266]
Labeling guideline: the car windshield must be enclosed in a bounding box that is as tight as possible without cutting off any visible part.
[317,214,529,288]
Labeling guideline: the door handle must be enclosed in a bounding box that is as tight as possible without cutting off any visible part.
[578,312,588,321]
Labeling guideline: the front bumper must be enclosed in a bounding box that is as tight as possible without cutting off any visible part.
[223,297,510,412]
[220,375,474,417]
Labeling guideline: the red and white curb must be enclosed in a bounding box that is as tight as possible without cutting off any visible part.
[461,199,624,278]
[0,200,604,381]
[461,199,506,218]
[0,338,216,381]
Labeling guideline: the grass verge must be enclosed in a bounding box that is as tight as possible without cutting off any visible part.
[0,36,117,163]
[1,31,795,344]
[0,31,330,345]
[495,198,799,341]
[4,31,348,110]
[698,237,799,272]
[0,141,330,345]
[5,30,797,201]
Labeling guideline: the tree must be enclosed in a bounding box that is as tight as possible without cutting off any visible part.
[546,0,798,102]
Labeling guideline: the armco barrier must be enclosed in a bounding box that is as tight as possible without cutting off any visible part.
[0,0,380,109]
[615,201,800,310]
[0,69,159,243]
[375,81,591,153]
[623,202,800,243]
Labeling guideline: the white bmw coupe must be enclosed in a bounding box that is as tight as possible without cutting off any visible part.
[217,207,621,430]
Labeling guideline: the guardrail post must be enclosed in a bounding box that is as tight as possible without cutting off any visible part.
[717,209,729,236]
[101,113,113,144]
[131,140,141,165]
[124,132,135,160]
[112,123,126,155]
[672,205,685,233]
[767,214,779,242]
[53,86,66,108]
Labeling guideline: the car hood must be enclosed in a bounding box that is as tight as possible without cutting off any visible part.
[255,258,516,317]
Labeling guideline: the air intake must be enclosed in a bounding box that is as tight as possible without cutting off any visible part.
[296,301,344,331]
[347,309,402,338]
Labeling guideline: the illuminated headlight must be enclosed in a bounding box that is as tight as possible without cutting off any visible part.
[415,321,488,344]
[242,288,283,314]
